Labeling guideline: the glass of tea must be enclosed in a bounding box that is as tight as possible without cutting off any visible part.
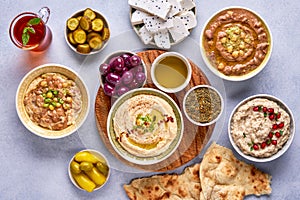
[9,7,52,52]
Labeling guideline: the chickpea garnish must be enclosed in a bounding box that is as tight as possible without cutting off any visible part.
[46,91,53,98]
[62,82,68,88]
[218,63,225,70]
[40,80,48,87]
[63,104,71,110]
[232,51,239,58]
[49,105,55,111]
[66,97,73,103]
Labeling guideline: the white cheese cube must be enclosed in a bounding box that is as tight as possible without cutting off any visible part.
[176,11,197,30]
[143,16,173,33]
[167,0,183,17]
[180,0,196,12]
[128,0,171,20]
[131,10,151,25]
[138,26,154,44]
[154,29,171,49]
[168,17,190,43]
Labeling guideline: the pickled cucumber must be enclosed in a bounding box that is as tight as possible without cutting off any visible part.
[72,173,96,192]
[67,33,77,45]
[83,8,96,20]
[80,16,92,31]
[70,150,109,192]
[73,29,86,44]
[66,8,110,54]
[80,161,93,172]
[87,32,101,42]
[92,18,104,32]
[74,151,102,163]
[89,37,102,50]
[77,44,91,53]
[67,18,79,31]
[101,27,110,40]
[96,161,109,176]
[70,161,81,174]
[85,167,107,186]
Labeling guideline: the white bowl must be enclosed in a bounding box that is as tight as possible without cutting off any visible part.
[151,52,192,93]
[107,88,184,165]
[200,6,273,81]
[99,50,147,97]
[183,85,224,126]
[228,94,295,162]
[65,8,110,55]
[68,149,110,192]
[16,63,90,139]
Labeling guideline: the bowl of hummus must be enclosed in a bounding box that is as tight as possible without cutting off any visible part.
[107,88,184,165]
[200,7,272,81]
[228,94,295,162]
[16,63,90,139]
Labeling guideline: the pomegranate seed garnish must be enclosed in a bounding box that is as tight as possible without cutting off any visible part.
[261,142,267,149]
[263,107,268,112]
[253,106,259,111]
[275,132,281,138]
[268,108,274,113]
[272,124,278,129]
[268,132,273,138]
[269,114,275,120]
[253,144,259,150]
[278,122,284,128]
[277,112,281,119]
[271,140,277,145]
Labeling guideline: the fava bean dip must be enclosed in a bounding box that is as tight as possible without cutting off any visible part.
[203,8,271,76]
[24,73,82,131]
[230,98,291,158]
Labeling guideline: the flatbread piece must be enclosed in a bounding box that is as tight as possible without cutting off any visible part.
[200,142,272,200]
[124,163,201,200]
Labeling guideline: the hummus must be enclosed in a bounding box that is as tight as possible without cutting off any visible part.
[24,73,82,131]
[230,98,291,158]
[113,94,177,157]
[202,8,271,76]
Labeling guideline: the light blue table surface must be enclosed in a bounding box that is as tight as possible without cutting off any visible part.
[1,0,299,199]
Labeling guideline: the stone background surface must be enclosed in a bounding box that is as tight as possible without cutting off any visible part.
[1,0,299,199]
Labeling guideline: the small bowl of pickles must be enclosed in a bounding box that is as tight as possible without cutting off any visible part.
[65,8,110,55]
[68,149,110,192]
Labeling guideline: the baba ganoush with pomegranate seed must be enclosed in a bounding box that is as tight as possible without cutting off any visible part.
[230,98,291,158]
[24,73,82,131]
[202,8,271,76]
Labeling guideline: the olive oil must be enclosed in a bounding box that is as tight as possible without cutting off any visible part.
[154,56,188,88]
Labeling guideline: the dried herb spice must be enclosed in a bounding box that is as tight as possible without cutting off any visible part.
[185,87,221,123]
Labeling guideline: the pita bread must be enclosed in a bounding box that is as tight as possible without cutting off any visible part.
[124,163,201,200]
[200,142,272,200]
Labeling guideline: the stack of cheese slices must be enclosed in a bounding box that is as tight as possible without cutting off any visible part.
[129,0,197,49]
[124,142,272,200]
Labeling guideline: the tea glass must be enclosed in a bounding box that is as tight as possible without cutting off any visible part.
[9,7,52,52]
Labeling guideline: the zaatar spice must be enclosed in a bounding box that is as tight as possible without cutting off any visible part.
[184,87,221,123]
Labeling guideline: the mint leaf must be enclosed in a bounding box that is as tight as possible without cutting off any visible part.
[27,27,35,34]
[22,32,30,46]
[28,18,41,25]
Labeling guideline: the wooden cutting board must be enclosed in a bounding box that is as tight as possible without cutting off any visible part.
[95,50,214,172]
